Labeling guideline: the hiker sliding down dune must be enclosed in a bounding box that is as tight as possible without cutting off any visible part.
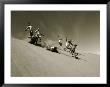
[63,37,79,59]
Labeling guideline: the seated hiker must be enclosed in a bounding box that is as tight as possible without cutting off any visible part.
[50,46,59,53]
[25,22,33,38]
[46,45,59,53]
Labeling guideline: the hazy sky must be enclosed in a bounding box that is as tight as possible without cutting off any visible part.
[11,11,100,54]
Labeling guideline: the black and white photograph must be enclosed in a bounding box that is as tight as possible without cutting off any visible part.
[11,11,100,77]
[4,4,106,84]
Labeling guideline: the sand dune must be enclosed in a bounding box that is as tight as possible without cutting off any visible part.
[11,38,100,77]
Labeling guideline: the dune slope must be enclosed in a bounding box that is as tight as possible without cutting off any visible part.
[11,38,100,77]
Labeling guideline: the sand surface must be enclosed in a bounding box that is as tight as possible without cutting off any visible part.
[11,38,100,77]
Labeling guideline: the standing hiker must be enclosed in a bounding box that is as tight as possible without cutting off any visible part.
[57,35,63,46]
[35,27,42,42]
[35,27,44,43]
[58,38,62,46]
[25,22,34,38]
[65,37,73,51]
[71,44,77,56]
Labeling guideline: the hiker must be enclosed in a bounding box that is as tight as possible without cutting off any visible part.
[35,27,40,36]
[25,22,33,38]
[50,46,59,53]
[35,27,45,44]
[64,37,73,51]
[57,35,62,46]
[35,27,42,42]
[58,39,62,46]
[71,44,77,56]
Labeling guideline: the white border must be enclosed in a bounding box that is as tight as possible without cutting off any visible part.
[4,4,107,84]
